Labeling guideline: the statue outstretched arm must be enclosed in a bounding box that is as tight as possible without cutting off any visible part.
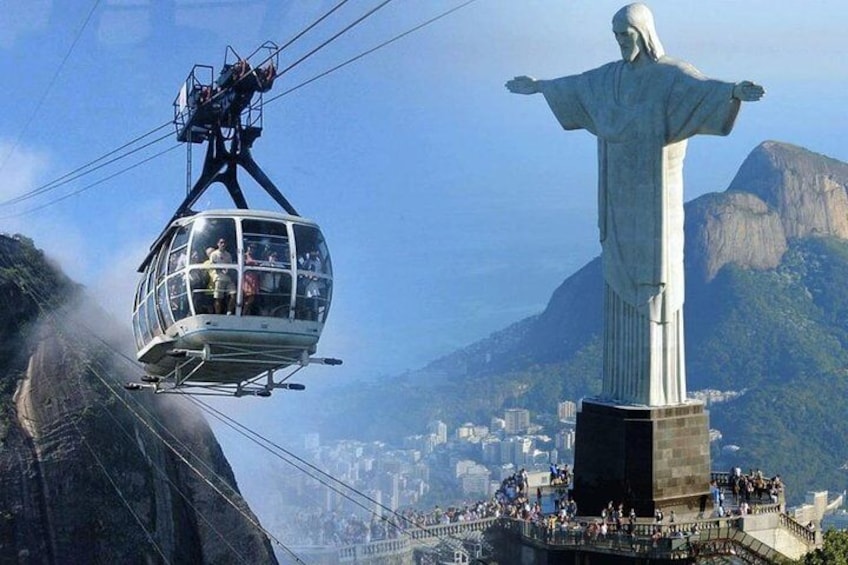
[506,75,543,95]
[732,81,765,102]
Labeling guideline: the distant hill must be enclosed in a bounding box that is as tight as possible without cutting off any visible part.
[0,235,277,563]
[314,141,848,505]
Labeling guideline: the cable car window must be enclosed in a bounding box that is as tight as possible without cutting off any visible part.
[295,274,329,322]
[134,277,145,310]
[147,294,162,337]
[145,262,156,301]
[138,301,151,343]
[172,223,190,250]
[168,274,191,321]
[189,217,237,268]
[241,268,260,316]
[242,219,290,268]
[188,242,207,265]
[293,224,331,276]
[259,271,292,318]
[210,250,236,316]
[157,280,173,329]
[155,242,170,287]
[132,309,144,350]
[188,266,213,315]
[167,225,190,275]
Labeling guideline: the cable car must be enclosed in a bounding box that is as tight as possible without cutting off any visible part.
[129,43,340,397]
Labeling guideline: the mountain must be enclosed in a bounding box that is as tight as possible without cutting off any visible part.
[0,235,276,563]
[313,141,848,505]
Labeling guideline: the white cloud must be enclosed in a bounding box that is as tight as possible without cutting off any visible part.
[0,141,50,202]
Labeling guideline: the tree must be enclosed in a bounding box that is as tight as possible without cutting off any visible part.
[797,530,848,565]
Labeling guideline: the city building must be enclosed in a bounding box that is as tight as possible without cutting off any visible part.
[504,408,530,434]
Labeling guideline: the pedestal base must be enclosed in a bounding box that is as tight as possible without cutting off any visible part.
[572,399,711,518]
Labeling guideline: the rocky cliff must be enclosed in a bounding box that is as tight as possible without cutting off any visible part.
[686,141,848,281]
[0,235,277,564]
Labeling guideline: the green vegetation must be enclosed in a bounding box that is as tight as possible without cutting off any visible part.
[0,235,76,443]
[795,530,848,565]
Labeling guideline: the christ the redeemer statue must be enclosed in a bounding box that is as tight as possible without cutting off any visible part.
[507,3,764,406]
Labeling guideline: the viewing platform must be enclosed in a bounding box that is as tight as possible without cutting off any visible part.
[292,468,825,564]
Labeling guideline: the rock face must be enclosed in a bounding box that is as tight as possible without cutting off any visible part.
[686,141,848,281]
[0,235,277,564]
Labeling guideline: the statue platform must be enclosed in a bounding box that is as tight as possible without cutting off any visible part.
[572,399,711,517]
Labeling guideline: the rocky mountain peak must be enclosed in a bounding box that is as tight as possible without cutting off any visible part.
[686,141,848,281]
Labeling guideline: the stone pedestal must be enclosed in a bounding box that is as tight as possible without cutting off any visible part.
[572,399,711,518]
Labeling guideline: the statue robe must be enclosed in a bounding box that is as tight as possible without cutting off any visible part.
[540,57,740,406]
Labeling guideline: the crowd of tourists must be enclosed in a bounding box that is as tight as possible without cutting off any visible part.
[287,464,779,547]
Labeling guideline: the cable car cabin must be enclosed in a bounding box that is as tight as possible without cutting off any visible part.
[132,209,334,395]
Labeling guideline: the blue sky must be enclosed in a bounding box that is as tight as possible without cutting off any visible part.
[1,1,845,379]
[1,0,846,529]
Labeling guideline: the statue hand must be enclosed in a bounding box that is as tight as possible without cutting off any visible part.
[506,75,540,95]
[732,81,765,102]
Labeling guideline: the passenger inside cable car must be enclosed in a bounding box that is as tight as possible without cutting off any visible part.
[133,212,333,355]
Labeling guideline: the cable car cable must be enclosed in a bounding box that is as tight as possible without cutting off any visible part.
[71,417,173,564]
[86,366,306,563]
[186,395,412,529]
[71,354,253,564]
[187,395,455,541]
[0,122,173,208]
[271,0,395,81]
[10,260,462,555]
[0,143,180,219]
[70,303,427,545]
[1,267,242,563]
[3,267,297,564]
[267,0,352,60]
[68,339,307,563]
[0,0,103,177]
[1,1,474,217]
[11,267,256,510]
[84,399,251,563]
[0,0,352,209]
[266,0,478,103]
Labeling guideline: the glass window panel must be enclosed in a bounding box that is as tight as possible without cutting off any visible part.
[139,302,151,343]
[146,295,161,337]
[132,311,144,350]
[189,217,237,267]
[295,274,329,322]
[168,274,191,322]
[155,242,169,285]
[188,266,214,315]
[168,225,190,275]
[172,223,190,249]
[258,271,292,318]
[293,224,331,276]
[243,219,288,238]
[134,277,145,309]
[145,261,156,299]
[242,219,290,268]
[241,268,261,316]
[157,281,173,329]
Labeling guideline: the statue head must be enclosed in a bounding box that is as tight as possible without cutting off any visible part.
[612,3,665,64]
